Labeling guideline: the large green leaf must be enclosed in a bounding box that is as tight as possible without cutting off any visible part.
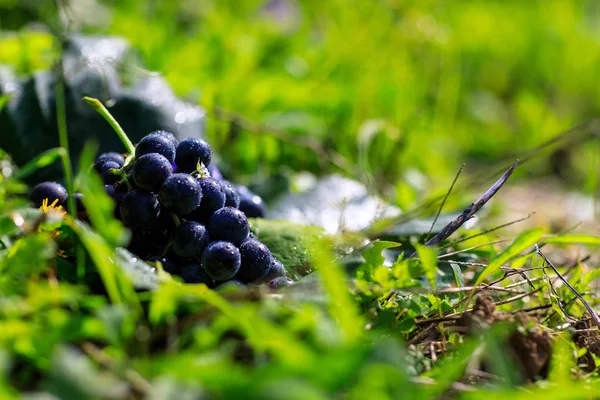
[250,218,327,281]
[0,35,205,183]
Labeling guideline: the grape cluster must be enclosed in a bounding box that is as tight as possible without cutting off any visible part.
[30,131,290,289]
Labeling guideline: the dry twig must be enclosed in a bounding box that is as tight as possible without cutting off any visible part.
[535,245,600,330]
[81,342,152,395]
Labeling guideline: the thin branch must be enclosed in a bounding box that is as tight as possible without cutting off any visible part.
[438,239,512,259]
[493,287,542,306]
[426,163,465,240]
[535,244,600,330]
[513,303,553,314]
[81,342,151,395]
[415,287,543,325]
[435,285,526,295]
[541,264,576,322]
[505,276,545,289]
[410,377,475,393]
[449,212,535,246]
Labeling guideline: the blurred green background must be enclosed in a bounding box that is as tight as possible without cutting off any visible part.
[1,0,599,209]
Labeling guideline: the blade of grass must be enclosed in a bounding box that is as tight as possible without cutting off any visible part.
[54,58,76,216]
[70,219,142,315]
[312,238,363,344]
[13,147,66,180]
[425,162,465,241]
[543,234,600,246]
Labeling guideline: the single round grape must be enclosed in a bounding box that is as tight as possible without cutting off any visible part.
[201,241,241,281]
[207,207,249,245]
[128,229,170,259]
[135,133,176,163]
[132,153,173,192]
[30,182,68,207]
[208,163,223,180]
[150,130,178,148]
[267,276,293,289]
[94,160,121,184]
[96,152,125,167]
[158,173,202,215]
[236,185,265,218]
[175,138,212,172]
[221,181,240,208]
[185,177,225,222]
[264,257,286,282]
[105,184,126,219]
[178,263,215,286]
[170,221,210,260]
[235,238,272,283]
[120,189,161,230]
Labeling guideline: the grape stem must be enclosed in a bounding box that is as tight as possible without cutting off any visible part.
[109,168,133,190]
[82,96,136,155]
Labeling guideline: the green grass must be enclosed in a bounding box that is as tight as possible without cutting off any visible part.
[1,1,600,398]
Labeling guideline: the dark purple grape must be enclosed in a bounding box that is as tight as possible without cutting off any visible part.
[135,133,176,163]
[175,138,212,172]
[94,160,121,184]
[235,185,265,218]
[105,184,126,219]
[201,241,241,281]
[70,193,87,218]
[264,258,286,282]
[208,163,223,180]
[170,221,210,260]
[30,182,68,207]
[96,152,125,167]
[178,263,215,286]
[207,207,249,245]
[235,238,271,283]
[132,153,173,192]
[150,130,178,148]
[120,189,161,230]
[221,181,240,208]
[158,173,202,215]
[128,229,169,259]
[185,177,225,222]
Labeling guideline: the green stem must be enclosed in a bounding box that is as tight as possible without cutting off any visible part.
[77,243,86,281]
[110,168,133,190]
[82,96,136,155]
[54,60,76,217]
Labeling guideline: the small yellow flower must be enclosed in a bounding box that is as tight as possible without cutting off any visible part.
[38,198,67,247]
[39,198,67,216]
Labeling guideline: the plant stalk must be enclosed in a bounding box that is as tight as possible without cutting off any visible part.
[82,96,136,155]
